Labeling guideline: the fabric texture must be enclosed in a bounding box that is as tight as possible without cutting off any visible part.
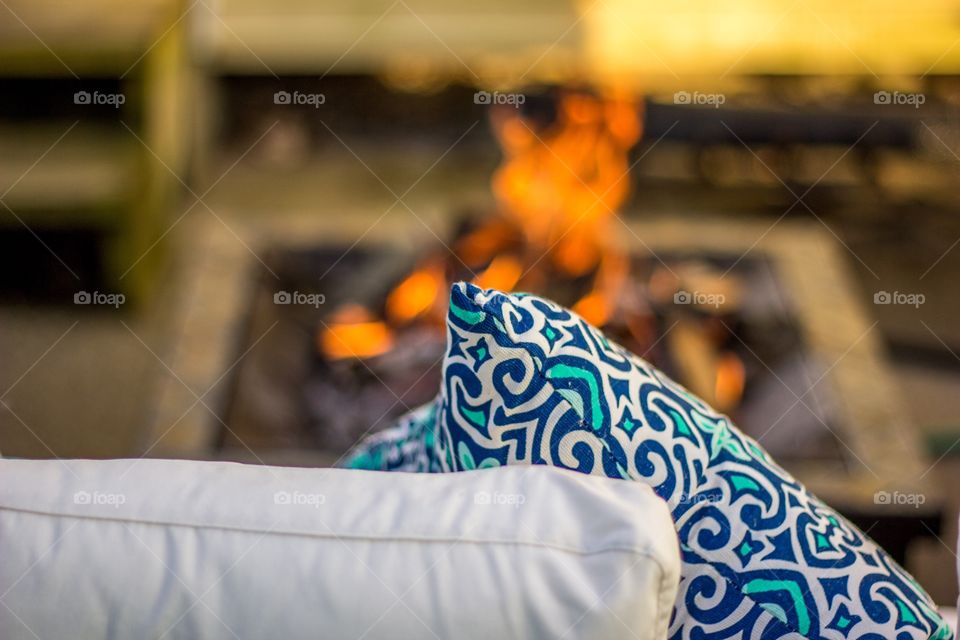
[344,400,442,472]
[0,458,680,640]
[347,282,951,640]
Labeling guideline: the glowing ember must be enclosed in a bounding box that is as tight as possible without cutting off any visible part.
[385,262,445,325]
[319,304,395,360]
[570,247,629,326]
[472,255,523,292]
[714,351,746,412]
[571,290,611,326]
[455,219,518,268]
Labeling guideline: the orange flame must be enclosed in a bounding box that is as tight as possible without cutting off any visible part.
[472,255,523,292]
[490,89,641,320]
[320,88,644,364]
[714,351,746,412]
[491,89,642,276]
[454,219,518,268]
[571,247,629,326]
[385,261,445,325]
[319,304,395,360]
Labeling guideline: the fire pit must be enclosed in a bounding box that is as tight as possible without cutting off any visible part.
[145,207,942,558]
[144,87,940,562]
[217,90,843,469]
[221,241,839,470]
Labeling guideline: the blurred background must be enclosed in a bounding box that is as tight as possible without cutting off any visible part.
[2,0,960,603]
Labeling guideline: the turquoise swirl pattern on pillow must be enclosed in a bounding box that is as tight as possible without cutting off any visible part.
[428,282,950,640]
[342,400,443,472]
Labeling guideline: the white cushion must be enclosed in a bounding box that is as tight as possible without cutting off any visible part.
[0,459,679,640]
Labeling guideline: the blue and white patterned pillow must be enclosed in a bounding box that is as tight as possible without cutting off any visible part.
[343,400,443,472]
[346,282,951,639]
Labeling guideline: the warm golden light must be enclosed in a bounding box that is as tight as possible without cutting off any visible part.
[385,262,444,324]
[571,290,611,327]
[320,305,395,360]
[583,0,960,79]
[320,88,644,363]
[472,255,523,292]
[478,89,642,325]
[491,89,641,281]
[715,351,746,412]
[454,219,517,268]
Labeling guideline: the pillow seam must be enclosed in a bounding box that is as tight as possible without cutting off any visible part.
[0,504,673,561]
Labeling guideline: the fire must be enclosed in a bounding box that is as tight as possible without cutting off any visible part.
[319,88,643,361]
[386,261,445,325]
[489,89,641,325]
[319,304,395,360]
[714,351,746,412]
[570,248,629,326]
[491,89,642,276]
[314,87,754,422]
[454,218,518,268]
[472,255,523,292]
[571,291,610,326]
